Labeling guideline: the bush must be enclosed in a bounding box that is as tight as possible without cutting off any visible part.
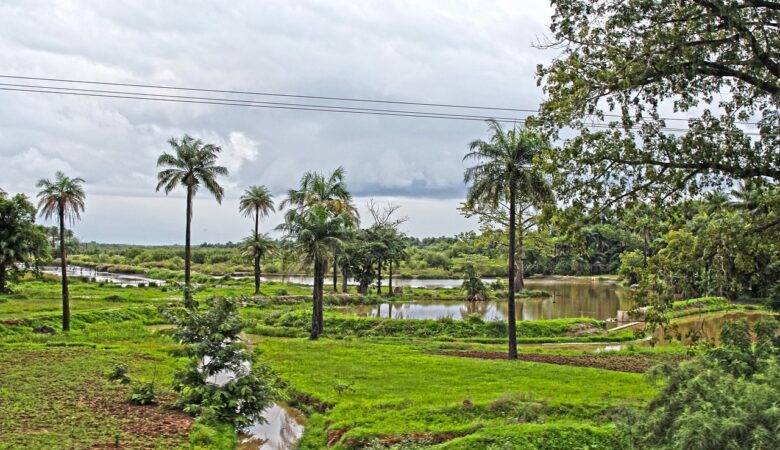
[107,364,130,384]
[128,382,156,405]
[622,318,779,449]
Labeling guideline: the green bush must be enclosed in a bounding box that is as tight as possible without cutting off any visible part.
[128,382,156,405]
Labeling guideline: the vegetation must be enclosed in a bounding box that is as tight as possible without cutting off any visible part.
[622,319,779,449]
[36,171,86,331]
[463,119,553,359]
[156,134,229,287]
[238,185,275,295]
[0,192,49,293]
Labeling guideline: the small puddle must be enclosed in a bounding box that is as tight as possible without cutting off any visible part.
[238,404,305,450]
[202,357,304,449]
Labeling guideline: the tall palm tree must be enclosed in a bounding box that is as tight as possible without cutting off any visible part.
[156,135,228,289]
[280,167,358,292]
[36,171,86,331]
[239,185,275,295]
[463,119,550,360]
[277,204,349,339]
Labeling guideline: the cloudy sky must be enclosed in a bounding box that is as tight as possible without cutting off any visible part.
[0,0,556,244]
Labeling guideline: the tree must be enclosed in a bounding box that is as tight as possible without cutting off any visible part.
[367,200,408,296]
[36,171,86,331]
[240,233,275,295]
[536,0,779,205]
[277,204,349,339]
[156,135,228,288]
[0,193,49,293]
[239,185,275,295]
[463,120,552,359]
[280,167,358,292]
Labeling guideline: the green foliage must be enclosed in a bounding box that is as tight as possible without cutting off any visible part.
[623,318,780,449]
[165,296,275,427]
[461,265,487,301]
[107,363,130,384]
[128,382,156,405]
[0,192,50,292]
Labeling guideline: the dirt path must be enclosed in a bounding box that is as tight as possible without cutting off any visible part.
[439,350,675,373]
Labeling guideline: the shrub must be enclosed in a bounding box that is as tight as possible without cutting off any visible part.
[128,382,156,405]
[622,318,779,449]
[107,364,130,384]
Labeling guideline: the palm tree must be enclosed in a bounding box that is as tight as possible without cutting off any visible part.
[239,185,275,295]
[280,167,358,292]
[156,135,228,289]
[277,204,349,339]
[36,171,86,331]
[463,120,551,360]
[240,233,276,294]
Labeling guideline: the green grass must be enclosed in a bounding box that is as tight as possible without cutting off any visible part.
[251,337,654,449]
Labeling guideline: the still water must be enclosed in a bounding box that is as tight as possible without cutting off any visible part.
[342,279,629,321]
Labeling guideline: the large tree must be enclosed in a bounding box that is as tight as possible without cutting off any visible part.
[277,204,349,339]
[0,192,49,293]
[536,0,779,205]
[36,171,86,331]
[239,185,275,295]
[280,167,358,292]
[156,135,228,289]
[463,120,553,359]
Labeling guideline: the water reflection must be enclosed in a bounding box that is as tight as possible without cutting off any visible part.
[344,281,629,321]
[653,311,769,345]
[41,265,165,287]
[239,405,305,450]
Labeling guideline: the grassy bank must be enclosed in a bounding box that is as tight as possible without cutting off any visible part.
[250,336,654,449]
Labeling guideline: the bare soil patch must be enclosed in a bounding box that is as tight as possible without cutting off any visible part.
[440,350,669,373]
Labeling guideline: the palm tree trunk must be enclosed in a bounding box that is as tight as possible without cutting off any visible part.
[317,260,324,332]
[388,261,394,296]
[341,266,349,293]
[310,259,321,339]
[254,210,260,295]
[514,211,525,291]
[59,205,70,331]
[184,185,193,288]
[333,254,338,293]
[376,259,382,295]
[0,264,6,294]
[507,182,518,360]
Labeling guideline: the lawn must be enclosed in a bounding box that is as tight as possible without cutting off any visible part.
[250,336,656,449]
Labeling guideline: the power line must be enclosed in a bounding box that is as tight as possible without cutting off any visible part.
[0,83,767,136]
[0,74,760,126]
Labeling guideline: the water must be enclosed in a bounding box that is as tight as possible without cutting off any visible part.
[238,405,305,450]
[653,311,769,345]
[41,265,165,287]
[203,357,304,450]
[342,280,628,321]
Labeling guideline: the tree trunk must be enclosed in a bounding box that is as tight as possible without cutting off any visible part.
[184,185,193,288]
[388,261,394,296]
[507,181,518,359]
[254,209,260,295]
[310,259,321,340]
[0,264,6,294]
[341,266,349,293]
[332,254,338,293]
[515,212,525,292]
[317,259,324,333]
[59,205,70,331]
[376,259,382,295]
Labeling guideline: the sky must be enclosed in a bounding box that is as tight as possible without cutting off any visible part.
[0,0,556,244]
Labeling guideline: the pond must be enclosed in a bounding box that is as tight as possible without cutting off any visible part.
[653,311,769,345]
[41,265,165,287]
[341,279,630,321]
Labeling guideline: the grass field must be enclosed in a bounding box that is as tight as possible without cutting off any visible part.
[0,276,769,449]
